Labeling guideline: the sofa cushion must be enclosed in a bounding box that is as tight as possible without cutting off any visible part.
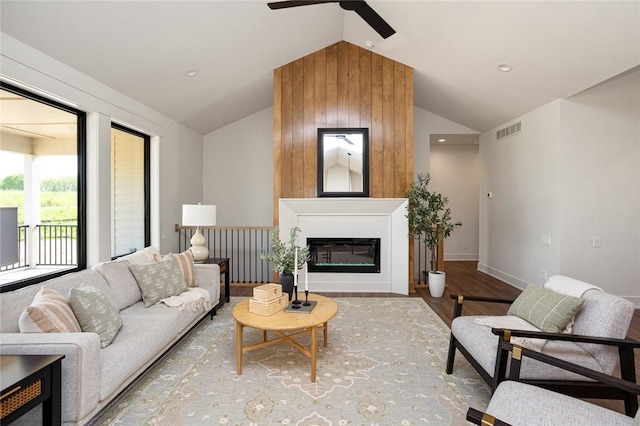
[169,250,197,287]
[507,285,584,333]
[18,287,82,333]
[93,259,142,310]
[452,315,603,380]
[129,255,188,307]
[487,381,635,426]
[69,286,123,348]
[99,301,202,400]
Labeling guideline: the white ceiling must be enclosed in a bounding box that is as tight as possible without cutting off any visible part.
[1,1,639,135]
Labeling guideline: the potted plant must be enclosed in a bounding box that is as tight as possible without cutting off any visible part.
[403,173,462,297]
[260,226,310,300]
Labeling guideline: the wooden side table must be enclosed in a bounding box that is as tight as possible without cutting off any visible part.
[204,257,230,304]
[0,354,64,426]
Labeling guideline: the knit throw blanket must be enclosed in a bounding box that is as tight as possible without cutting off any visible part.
[160,287,211,312]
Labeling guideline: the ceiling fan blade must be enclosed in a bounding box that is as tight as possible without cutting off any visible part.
[336,135,354,145]
[267,0,337,10]
[352,2,396,39]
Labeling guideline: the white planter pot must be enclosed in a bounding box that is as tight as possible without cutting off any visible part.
[428,271,446,298]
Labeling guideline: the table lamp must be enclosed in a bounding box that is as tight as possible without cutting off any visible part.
[182,203,216,262]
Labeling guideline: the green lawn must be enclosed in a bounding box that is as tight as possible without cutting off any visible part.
[0,190,77,224]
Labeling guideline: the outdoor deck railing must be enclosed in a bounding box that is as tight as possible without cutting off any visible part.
[0,224,78,273]
[37,224,78,266]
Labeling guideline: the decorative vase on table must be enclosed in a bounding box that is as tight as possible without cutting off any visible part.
[279,273,294,301]
[428,271,446,298]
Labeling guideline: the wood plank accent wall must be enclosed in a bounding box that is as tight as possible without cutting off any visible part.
[273,41,414,222]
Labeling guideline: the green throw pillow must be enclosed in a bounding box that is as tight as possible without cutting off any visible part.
[129,255,188,307]
[508,285,584,333]
[68,286,123,348]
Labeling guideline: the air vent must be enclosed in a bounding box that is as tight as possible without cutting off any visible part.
[496,121,523,140]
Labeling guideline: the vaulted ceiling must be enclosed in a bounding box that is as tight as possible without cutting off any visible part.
[1,1,638,135]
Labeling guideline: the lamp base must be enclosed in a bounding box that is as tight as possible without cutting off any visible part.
[190,228,209,262]
[190,246,209,262]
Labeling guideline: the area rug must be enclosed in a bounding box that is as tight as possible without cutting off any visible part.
[93,298,490,425]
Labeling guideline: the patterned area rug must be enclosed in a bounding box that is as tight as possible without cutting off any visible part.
[94,297,490,425]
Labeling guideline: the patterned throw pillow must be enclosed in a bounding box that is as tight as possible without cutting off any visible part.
[129,255,188,307]
[170,250,197,287]
[68,286,123,348]
[19,287,82,333]
[507,285,585,333]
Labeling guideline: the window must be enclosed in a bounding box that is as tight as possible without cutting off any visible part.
[0,82,86,291]
[110,123,150,258]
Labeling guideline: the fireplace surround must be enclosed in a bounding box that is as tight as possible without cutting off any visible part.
[279,198,408,294]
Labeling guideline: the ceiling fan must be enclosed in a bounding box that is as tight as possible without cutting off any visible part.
[267,1,396,39]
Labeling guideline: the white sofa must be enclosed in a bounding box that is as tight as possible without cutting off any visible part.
[0,247,221,425]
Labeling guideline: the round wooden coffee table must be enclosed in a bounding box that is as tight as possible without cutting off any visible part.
[232,293,338,383]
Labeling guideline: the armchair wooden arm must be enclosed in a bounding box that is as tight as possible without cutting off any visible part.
[466,407,512,426]
[492,333,640,416]
[504,341,640,394]
[491,328,640,349]
[448,293,515,319]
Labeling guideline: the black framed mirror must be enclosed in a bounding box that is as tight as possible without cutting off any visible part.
[317,128,370,197]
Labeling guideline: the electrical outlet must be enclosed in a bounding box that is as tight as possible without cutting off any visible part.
[592,236,601,248]
[462,242,469,250]
[541,234,551,245]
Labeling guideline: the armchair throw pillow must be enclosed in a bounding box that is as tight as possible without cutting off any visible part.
[507,285,584,333]
[129,255,188,307]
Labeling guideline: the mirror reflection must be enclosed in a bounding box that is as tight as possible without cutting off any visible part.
[317,128,369,197]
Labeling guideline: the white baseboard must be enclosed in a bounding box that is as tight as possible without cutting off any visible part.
[476,263,529,291]
[477,263,640,308]
[444,254,479,261]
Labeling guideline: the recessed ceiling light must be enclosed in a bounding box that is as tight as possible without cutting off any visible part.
[497,63,513,72]
[185,69,199,77]
[438,138,446,143]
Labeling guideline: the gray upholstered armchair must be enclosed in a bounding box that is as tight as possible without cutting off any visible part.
[446,275,638,415]
[466,343,640,425]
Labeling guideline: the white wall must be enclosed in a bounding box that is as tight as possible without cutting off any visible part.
[202,107,274,226]
[479,69,639,305]
[430,144,479,261]
[1,32,203,260]
[413,106,479,177]
[479,102,562,288]
[559,70,640,304]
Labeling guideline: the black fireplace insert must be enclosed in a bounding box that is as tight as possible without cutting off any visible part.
[307,237,381,273]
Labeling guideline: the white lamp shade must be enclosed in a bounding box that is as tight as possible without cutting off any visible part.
[182,204,216,227]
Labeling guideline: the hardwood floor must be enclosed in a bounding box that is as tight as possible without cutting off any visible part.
[229,261,639,415]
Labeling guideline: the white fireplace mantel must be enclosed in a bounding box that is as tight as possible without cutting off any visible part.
[279,198,409,295]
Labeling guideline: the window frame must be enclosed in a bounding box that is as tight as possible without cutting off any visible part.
[110,122,151,259]
[0,81,87,293]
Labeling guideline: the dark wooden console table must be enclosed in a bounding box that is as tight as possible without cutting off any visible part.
[205,257,230,304]
[1,354,64,426]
